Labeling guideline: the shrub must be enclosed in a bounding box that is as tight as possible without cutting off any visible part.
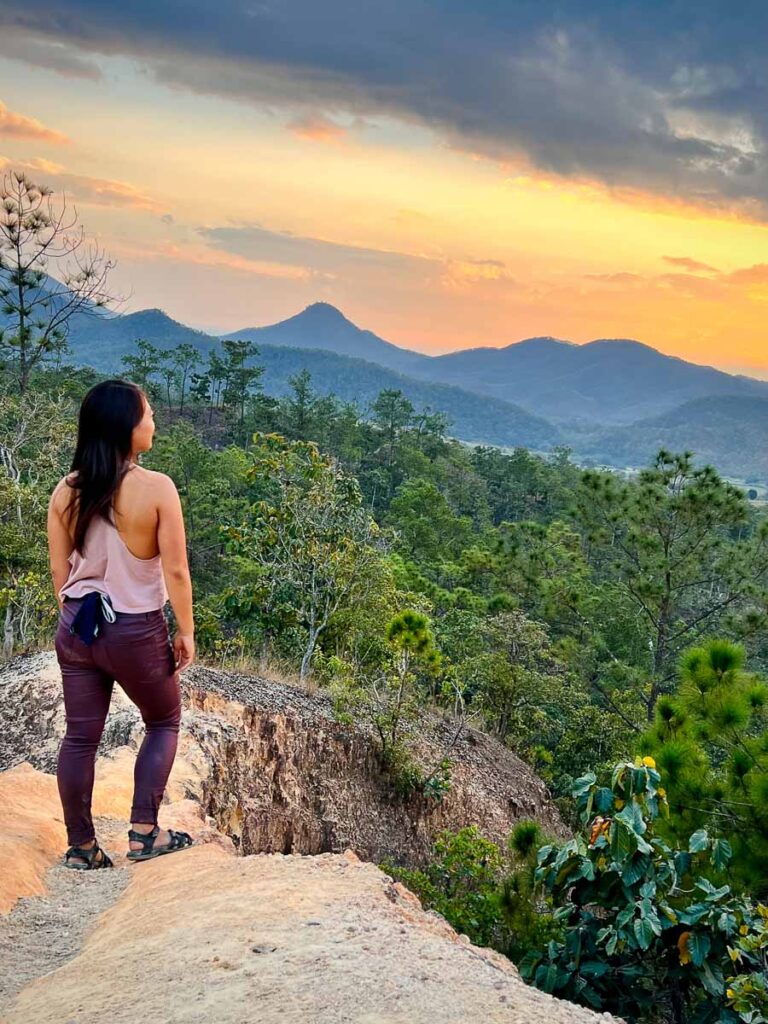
[522,758,766,1023]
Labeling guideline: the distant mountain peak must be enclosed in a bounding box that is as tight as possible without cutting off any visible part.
[586,337,657,351]
[298,301,350,322]
[506,335,575,351]
[127,307,166,318]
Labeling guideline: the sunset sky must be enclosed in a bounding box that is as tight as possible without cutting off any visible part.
[1,2,767,376]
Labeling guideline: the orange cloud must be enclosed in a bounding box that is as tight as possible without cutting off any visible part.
[440,256,518,292]
[662,255,719,274]
[0,101,69,144]
[725,263,768,286]
[150,241,326,281]
[584,272,645,286]
[0,157,164,212]
[287,115,347,144]
[503,163,768,228]
[580,260,768,304]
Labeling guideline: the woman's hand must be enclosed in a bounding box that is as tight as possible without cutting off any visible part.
[173,632,195,672]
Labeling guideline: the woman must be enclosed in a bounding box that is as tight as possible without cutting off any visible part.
[47,379,196,869]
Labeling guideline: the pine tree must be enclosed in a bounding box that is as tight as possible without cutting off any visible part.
[576,451,768,717]
[641,639,768,887]
[0,172,117,392]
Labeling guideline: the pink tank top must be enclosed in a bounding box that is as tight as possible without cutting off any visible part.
[59,513,169,613]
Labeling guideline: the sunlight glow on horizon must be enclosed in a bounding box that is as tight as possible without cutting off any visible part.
[1,53,768,377]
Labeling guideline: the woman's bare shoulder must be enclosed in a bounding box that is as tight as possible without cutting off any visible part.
[50,472,77,506]
[127,465,178,499]
[51,471,77,499]
[130,465,174,486]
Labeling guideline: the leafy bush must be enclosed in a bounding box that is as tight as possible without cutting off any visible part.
[522,758,766,1023]
[727,906,768,1023]
[380,825,506,948]
[380,821,559,958]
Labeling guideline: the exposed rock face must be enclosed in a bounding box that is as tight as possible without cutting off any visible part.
[0,653,619,1024]
[0,652,566,866]
[0,764,619,1024]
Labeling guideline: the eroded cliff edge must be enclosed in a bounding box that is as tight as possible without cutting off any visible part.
[0,652,620,1024]
[0,651,566,866]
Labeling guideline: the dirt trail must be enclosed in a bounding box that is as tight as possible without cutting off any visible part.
[0,844,129,1006]
[0,654,620,1024]
[5,842,620,1024]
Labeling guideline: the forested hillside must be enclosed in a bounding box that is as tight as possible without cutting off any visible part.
[4,342,768,1021]
[57,312,560,451]
[50,299,768,477]
[576,395,768,478]
[420,337,768,423]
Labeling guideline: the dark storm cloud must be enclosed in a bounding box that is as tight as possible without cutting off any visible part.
[2,1,767,213]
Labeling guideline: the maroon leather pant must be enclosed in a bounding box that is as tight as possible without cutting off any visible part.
[55,596,181,846]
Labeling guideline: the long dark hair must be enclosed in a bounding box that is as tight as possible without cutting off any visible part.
[65,379,145,554]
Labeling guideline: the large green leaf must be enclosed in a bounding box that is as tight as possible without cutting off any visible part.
[633,916,655,951]
[678,902,710,926]
[696,957,724,998]
[687,931,711,967]
[610,820,634,862]
[688,829,709,853]
[621,855,648,886]
[616,801,647,837]
[710,838,733,872]
[594,787,614,814]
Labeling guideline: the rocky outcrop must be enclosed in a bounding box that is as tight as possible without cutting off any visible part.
[0,652,566,867]
[5,832,620,1024]
[0,654,619,1024]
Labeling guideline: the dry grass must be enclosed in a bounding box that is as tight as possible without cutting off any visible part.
[197,649,321,696]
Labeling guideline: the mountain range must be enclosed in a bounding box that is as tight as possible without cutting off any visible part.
[229,303,768,425]
[4,297,767,478]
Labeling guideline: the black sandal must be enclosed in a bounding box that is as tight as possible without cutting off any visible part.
[126,826,194,862]
[64,842,114,871]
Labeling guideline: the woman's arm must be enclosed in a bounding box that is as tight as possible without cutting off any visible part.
[156,473,195,670]
[47,480,74,609]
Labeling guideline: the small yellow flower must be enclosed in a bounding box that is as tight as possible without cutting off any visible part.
[642,756,657,769]
[727,989,735,999]
[658,787,666,798]
[614,798,625,810]
[739,924,749,936]
[728,947,740,962]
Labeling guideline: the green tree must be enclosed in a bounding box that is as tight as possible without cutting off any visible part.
[0,389,74,655]
[121,339,161,393]
[224,433,385,681]
[157,349,181,411]
[171,342,200,413]
[525,759,764,1023]
[283,368,316,439]
[641,639,768,887]
[0,171,117,392]
[220,339,263,432]
[381,825,506,947]
[576,451,768,717]
[369,389,415,501]
[386,479,474,563]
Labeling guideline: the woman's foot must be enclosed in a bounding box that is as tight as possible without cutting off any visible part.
[64,839,114,870]
[127,823,194,861]
[129,824,173,853]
